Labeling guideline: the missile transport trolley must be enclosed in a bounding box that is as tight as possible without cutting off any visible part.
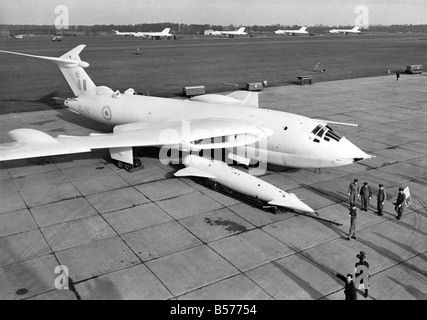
[204,179,342,226]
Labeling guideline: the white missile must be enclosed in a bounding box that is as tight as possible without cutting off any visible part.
[174,155,316,214]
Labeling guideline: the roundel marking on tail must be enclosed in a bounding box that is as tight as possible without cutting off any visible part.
[102,106,112,121]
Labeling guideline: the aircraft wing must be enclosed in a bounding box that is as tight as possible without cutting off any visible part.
[0,119,273,162]
[190,91,259,108]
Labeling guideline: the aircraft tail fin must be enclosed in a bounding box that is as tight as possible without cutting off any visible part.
[238,27,246,33]
[162,28,171,34]
[300,27,307,31]
[58,45,97,96]
[352,26,360,31]
[0,45,96,97]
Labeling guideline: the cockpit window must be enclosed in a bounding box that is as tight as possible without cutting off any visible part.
[325,125,342,141]
[311,124,342,142]
[317,127,326,138]
[311,125,323,136]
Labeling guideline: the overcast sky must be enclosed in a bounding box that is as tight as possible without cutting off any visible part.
[1,0,426,26]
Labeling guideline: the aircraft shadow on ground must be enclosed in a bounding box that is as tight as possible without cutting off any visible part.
[306,185,349,206]
[54,110,114,133]
[0,91,63,115]
[387,277,427,299]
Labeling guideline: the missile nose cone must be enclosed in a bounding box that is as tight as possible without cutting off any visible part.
[269,193,315,214]
[288,194,316,214]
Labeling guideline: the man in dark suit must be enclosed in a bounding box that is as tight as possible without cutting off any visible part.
[377,184,386,216]
[394,187,406,220]
[334,273,357,300]
[359,182,372,211]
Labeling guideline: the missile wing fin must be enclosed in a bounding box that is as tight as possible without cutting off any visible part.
[174,167,217,179]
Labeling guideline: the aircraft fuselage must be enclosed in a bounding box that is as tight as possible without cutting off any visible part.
[65,93,368,169]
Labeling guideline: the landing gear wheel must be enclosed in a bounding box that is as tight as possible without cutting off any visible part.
[117,161,124,169]
[133,158,142,168]
[124,163,132,172]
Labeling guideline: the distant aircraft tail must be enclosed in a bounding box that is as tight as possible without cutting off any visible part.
[352,26,360,31]
[300,27,307,32]
[237,27,246,33]
[112,30,119,34]
[162,28,171,34]
[0,45,96,96]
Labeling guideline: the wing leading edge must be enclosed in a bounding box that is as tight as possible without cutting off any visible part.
[0,119,273,162]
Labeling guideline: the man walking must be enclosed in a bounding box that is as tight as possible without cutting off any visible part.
[313,60,321,72]
[348,179,359,207]
[359,182,372,212]
[347,205,357,240]
[377,184,386,216]
[394,187,406,220]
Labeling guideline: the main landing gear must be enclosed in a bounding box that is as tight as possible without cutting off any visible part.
[116,158,143,172]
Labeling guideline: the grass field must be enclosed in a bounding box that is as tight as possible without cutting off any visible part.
[0,33,426,113]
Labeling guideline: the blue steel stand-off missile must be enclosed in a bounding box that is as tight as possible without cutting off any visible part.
[174,154,316,214]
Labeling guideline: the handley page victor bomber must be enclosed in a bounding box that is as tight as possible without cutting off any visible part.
[0,45,373,172]
[0,45,374,215]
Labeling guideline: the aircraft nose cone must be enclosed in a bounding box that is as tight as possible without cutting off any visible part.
[337,137,374,163]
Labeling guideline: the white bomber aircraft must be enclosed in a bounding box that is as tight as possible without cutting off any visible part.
[328,26,362,35]
[274,27,308,36]
[133,28,173,39]
[211,27,247,38]
[112,30,136,36]
[0,45,373,173]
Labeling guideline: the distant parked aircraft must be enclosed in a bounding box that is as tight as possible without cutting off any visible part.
[133,28,173,40]
[274,26,308,36]
[112,30,135,36]
[52,36,62,41]
[328,26,362,35]
[210,27,247,38]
